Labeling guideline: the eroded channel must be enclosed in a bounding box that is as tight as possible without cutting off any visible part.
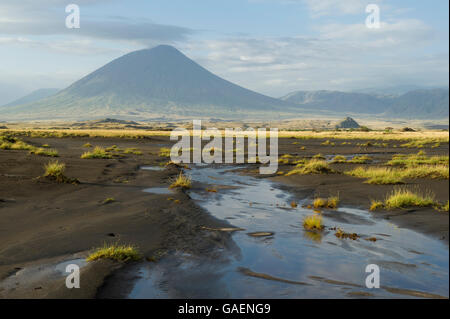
[130,165,449,298]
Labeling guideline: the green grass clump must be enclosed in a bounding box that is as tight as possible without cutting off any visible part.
[159,147,171,157]
[440,201,449,212]
[30,147,59,157]
[383,188,437,209]
[331,155,347,163]
[387,152,449,166]
[400,140,426,148]
[313,195,339,209]
[124,148,142,155]
[43,160,78,183]
[0,135,60,157]
[102,197,115,205]
[370,200,384,211]
[321,140,335,146]
[81,146,112,159]
[285,160,334,176]
[83,143,93,148]
[401,165,449,179]
[348,155,372,164]
[169,172,192,189]
[44,160,66,178]
[86,243,141,262]
[312,153,325,160]
[303,214,324,231]
[0,139,34,150]
[345,167,404,184]
[346,163,448,184]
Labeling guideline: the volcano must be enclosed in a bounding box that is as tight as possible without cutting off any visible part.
[1,45,292,120]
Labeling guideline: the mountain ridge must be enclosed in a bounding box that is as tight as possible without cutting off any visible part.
[1,45,448,121]
[281,88,449,119]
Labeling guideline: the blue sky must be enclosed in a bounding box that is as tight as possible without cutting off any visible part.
[0,0,448,104]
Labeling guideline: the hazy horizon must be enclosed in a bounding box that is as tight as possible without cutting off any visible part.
[0,0,449,105]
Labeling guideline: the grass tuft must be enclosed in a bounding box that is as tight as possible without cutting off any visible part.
[86,243,141,262]
[44,160,65,178]
[30,147,59,157]
[159,147,171,157]
[348,155,372,164]
[102,197,115,205]
[313,195,339,209]
[384,188,437,209]
[370,200,384,211]
[81,146,112,159]
[286,160,334,176]
[346,164,448,184]
[303,214,324,231]
[169,172,192,189]
[331,155,347,163]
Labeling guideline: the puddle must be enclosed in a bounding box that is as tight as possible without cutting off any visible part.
[142,187,173,195]
[130,165,448,298]
[141,166,165,171]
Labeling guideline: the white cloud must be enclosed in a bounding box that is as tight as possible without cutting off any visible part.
[303,0,371,16]
[181,17,446,96]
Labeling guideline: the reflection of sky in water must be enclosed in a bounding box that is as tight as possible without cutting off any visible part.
[132,165,449,298]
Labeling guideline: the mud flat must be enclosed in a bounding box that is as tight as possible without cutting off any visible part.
[0,133,448,298]
[0,135,232,298]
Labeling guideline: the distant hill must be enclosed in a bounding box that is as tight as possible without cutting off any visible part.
[383,88,449,119]
[281,88,449,119]
[2,88,59,107]
[335,117,360,129]
[281,90,388,114]
[0,45,293,120]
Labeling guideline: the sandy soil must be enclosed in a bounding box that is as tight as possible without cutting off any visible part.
[0,134,448,298]
[0,136,233,298]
